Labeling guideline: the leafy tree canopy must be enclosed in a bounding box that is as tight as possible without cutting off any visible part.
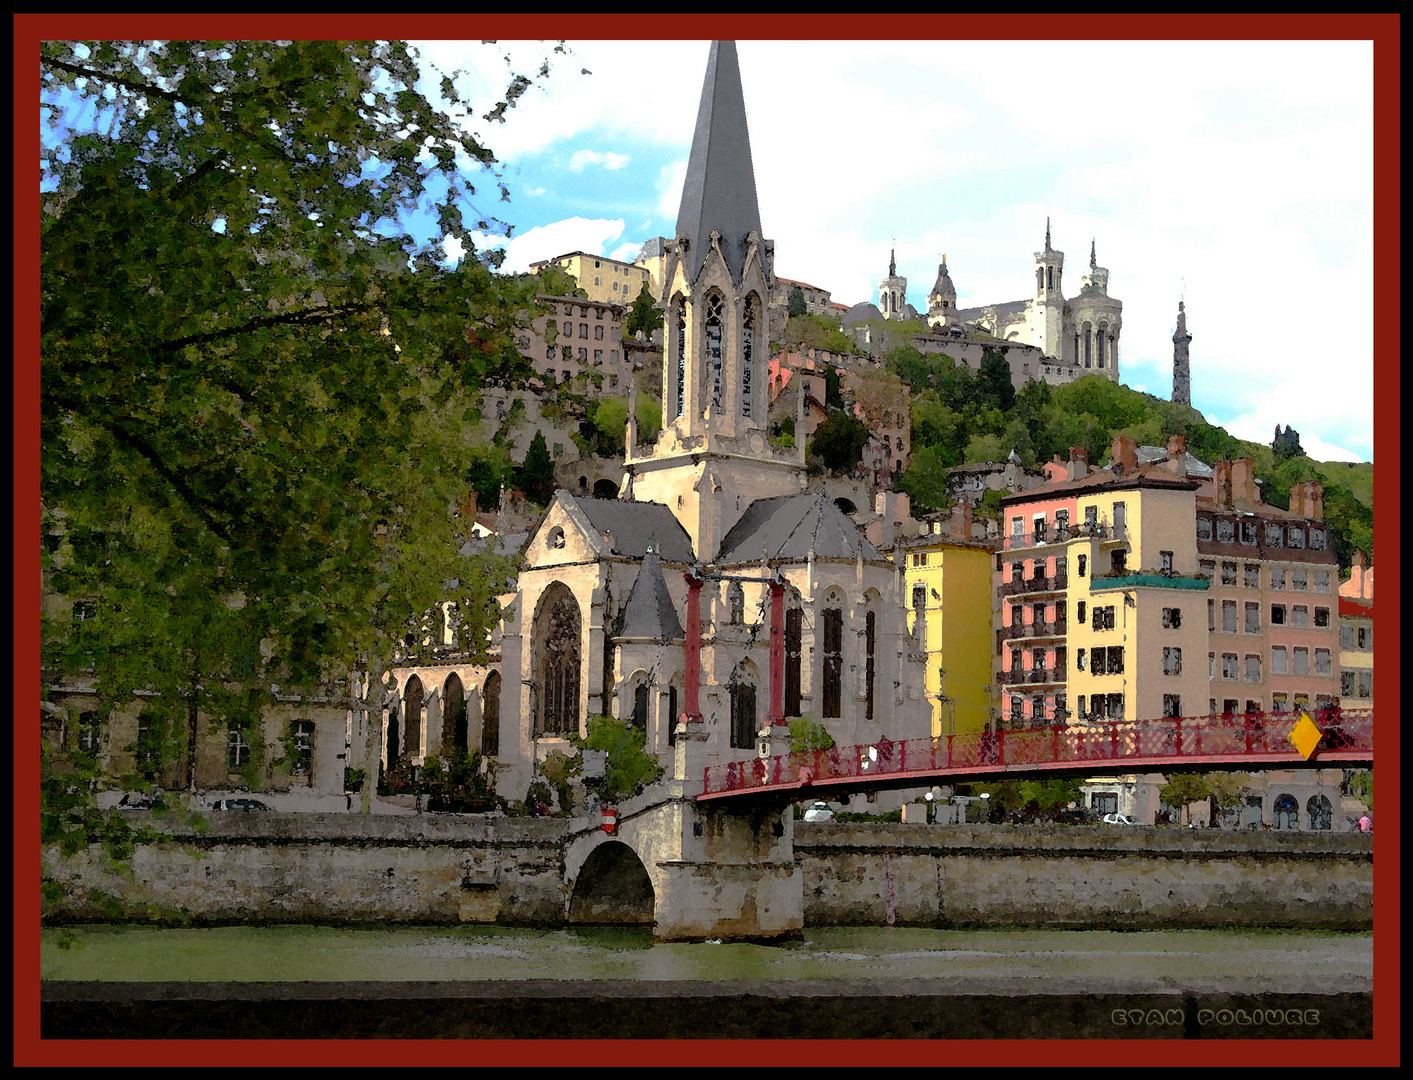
[623,281,662,341]
[40,40,567,799]
[808,411,870,474]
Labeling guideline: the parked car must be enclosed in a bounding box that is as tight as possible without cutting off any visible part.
[116,792,157,810]
[1101,812,1138,826]
[802,801,835,823]
[211,798,272,811]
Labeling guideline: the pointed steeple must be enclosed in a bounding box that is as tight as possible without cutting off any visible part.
[889,246,897,278]
[1090,238,1097,268]
[675,41,762,287]
[617,550,684,642]
[1045,216,1052,252]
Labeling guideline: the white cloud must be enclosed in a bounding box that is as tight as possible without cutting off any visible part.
[567,149,630,172]
[469,216,625,273]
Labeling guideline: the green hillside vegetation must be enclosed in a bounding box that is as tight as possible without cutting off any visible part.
[884,344,1372,572]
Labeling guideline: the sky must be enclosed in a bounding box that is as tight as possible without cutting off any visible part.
[410,38,1376,464]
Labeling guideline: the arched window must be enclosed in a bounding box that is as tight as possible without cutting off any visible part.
[728,583,745,625]
[729,666,757,750]
[673,298,686,418]
[742,296,758,417]
[1273,793,1298,830]
[443,673,467,755]
[1083,323,1093,368]
[1306,793,1332,831]
[704,291,725,409]
[865,610,877,721]
[404,675,423,758]
[535,584,581,737]
[481,671,501,756]
[1097,323,1107,368]
[1046,265,1053,291]
[784,606,803,718]
[822,604,843,719]
[384,677,401,768]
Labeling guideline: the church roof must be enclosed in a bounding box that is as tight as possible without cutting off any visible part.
[676,41,763,287]
[841,302,882,327]
[569,495,696,562]
[716,490,883,564]
[617,550,684,642]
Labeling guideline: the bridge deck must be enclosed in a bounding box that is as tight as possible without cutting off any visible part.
[699,711,1373,802]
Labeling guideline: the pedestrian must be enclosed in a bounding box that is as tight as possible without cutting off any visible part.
[1358,813,1372,833]
[345,791,353,812]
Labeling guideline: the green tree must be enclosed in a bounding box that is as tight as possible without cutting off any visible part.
[574,714,664,804]
[896,446,952,513]
[976,347,1016,412]
[623,281,662,340]
[1160,773,1213,824]
[40,41,563,811]
[786,284,807,319]
[808,411,870,474]
[516,430,557,505]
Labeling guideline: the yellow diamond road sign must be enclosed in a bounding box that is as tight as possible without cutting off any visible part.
[1290,712,1323,760]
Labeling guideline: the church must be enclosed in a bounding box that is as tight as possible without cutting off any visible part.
[483,41,931,801]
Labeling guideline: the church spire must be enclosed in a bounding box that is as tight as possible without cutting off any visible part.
[889,245,897,278]
[1045,216,1052,252]
[1090,238,1097,268]
[675,41,762,287]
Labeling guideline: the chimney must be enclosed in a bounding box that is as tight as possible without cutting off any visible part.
[1067,446,1089,482]
[958,501,974,540]
[1213,460,1233,509]
[1231,458,1258,510]
[1350,548,1368,599]
[1165,435,1188,476]
[1306,481,1324,521]
[1111,435,1138,477]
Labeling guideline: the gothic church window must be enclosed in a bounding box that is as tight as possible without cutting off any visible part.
[730,673,757,750]
[705,292,725,409]
[674,300,686,418]
[784,607,803,717]
[742,297,757,417]
[481,671,501,757]
[535,585,582,737]
[822,606,843,719]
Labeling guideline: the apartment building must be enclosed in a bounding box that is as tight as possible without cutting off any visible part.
[993,435,1340,728]
[530,251,655,305]
[899,511,997,739]
[1338,549,1374,709]
[521,295,631,390]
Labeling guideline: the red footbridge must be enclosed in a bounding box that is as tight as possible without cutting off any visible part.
[697,710,1374,802]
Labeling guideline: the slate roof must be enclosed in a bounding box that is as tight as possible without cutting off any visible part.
[617,550,685,642]
[716,490,882,564]
[676,41,762,287]
[570,496,696,563]
[1136,445,1214,479]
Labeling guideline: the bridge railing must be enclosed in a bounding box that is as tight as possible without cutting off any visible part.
[701,710,1373,796]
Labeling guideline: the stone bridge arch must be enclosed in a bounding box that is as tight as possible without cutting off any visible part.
[565,838,655,925]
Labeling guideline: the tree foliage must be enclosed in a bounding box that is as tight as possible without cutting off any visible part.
[40,41,565,800]
[623,281,662,340]
[808,411,870,474]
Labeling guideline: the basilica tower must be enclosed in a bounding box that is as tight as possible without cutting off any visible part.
[626,41,804,561]
[1033,218,1066,358]
[1172,299,1192,406]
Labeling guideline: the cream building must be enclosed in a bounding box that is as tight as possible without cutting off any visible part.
[531,251,655,306]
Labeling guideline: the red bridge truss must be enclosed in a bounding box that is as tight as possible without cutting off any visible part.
[698,710,1374,801]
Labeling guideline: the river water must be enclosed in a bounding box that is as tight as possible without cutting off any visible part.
[41,924,1372,990]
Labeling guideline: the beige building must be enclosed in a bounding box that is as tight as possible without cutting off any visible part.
[1338,550,1373,709]
[531,251,655,306]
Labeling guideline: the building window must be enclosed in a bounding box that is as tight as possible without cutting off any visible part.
[1076,648,1087,672]
[1196,518,1213,541]
[1264,522,1284,546]
[1163,647,1182,675]
[1287,526,1305,549]
[705,292,725,409]
[822,607,843,719]
[1162,607,1181,628]
[1077,554,1087,577]
[1271,646,1287,674]
[1292,605,1309,627]
[289,719,314,775]
[1270,604,1286,626]
[1160,550,1173,574]
[1358,671,1373,699]
[1216,520,1235,543]
[1357,626,1371,650]
[1341,671,1355,696]
[1309,528,1326,550]
[865,611,876,721]
[1200,559,1216,579]
[1221,561,1237,585]
[1245,603,1260,634]
[1245,655,1262,682]
[1314,648,1331,676]
[595,324,604,340]
[227,722,251,770]
[1076,601,1087,625]
[1222,653,1239,680]
[784,608,803,717]
[729,678,757,750]
[1244,564,1260,588]
[1091,605,1114,631]
[1292,569,1308,591]
[1271,693,1288,712]
[1314,570,1330,592]
[77,711,103,757]
[536,585,582,737]
[1240,521,1258,545]
[1162,695,1182,718]
[1292,648,1309,676]
[1208,599,1215,631]
[1314,607,1330,628]
[1222,600,1237,633]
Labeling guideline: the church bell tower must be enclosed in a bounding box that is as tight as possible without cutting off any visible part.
[625,41,804,561]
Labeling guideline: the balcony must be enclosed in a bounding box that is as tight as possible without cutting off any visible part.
[998,571,1070,598]
[997,619,1069,647]
[1089,571,1210,593]
[998,665,1068,687]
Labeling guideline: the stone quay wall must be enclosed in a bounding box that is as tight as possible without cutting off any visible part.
[795,824,1375,930]
[41,815,1374,930]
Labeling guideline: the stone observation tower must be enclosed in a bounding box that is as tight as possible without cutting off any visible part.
[1172,299,1192,407]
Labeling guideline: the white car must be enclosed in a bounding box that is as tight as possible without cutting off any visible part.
[1101,812,1138,825]
[802,801,835,823]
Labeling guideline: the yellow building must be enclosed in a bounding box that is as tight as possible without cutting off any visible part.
[899,520,997,738]
[531,250,655,306]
